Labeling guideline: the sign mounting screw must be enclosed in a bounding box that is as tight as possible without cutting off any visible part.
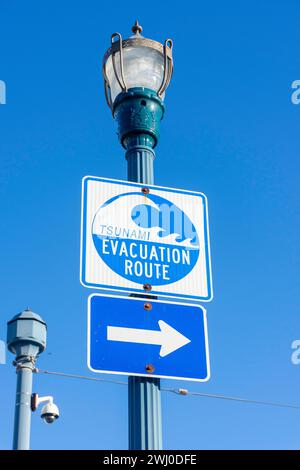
[143,283,152,292]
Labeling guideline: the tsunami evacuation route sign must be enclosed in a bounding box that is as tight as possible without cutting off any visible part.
[80,176,213,302]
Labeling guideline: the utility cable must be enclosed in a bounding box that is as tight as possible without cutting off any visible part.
[161,387,300,410]
[35,368,300,411]
[35,368,127,386]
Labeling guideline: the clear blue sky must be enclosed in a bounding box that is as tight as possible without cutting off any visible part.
[0,0,300,450]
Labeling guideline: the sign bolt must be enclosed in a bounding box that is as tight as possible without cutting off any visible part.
[141,187,150,195]
[143,283,152,292]
[145,364,155,373]
[144,302,152,311]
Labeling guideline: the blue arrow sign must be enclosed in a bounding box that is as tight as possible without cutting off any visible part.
[88,294,210,382]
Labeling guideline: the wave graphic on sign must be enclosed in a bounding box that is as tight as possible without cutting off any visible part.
[93,192,199,246]
[131,193,199,248]
[92,192,200,286]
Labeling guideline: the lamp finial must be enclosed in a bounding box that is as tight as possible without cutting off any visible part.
[132,20,143,35]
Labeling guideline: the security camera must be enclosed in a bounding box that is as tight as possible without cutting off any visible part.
[31,393,60,424]
[40,402,60,424]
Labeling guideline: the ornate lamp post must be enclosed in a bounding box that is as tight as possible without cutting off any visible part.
[102,21,173,450]
[103,20,173,184]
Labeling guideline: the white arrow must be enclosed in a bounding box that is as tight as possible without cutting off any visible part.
[107,320,191,357]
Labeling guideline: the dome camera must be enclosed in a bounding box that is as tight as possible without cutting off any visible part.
[31,393,60,425]
[40,402,60,424]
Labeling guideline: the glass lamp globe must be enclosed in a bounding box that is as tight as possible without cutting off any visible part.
[103,21,173,111]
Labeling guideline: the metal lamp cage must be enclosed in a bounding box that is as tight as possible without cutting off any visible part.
[103,32,173,111]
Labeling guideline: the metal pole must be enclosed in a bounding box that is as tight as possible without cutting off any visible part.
[104,21,173,450]
[13,359,35,450]
[126,134,163,450]
[7,309,47,450]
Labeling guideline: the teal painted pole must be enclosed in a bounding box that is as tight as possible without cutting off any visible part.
[128,377,162,450]
[126,131,163,450]
[126,135,155,184]
[103,21,173,450]
[108,60,169,448]
[112,87,165,450]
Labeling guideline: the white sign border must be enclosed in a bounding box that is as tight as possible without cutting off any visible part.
[87,293,211,383]
[80,175,213,302]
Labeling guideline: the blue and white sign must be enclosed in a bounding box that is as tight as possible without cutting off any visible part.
[88,294,210,382]
[81,176,212,302]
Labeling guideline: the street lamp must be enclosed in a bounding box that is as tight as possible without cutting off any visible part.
[102,22,174,450]
[102,21,173,181]
[7,308,47,450]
